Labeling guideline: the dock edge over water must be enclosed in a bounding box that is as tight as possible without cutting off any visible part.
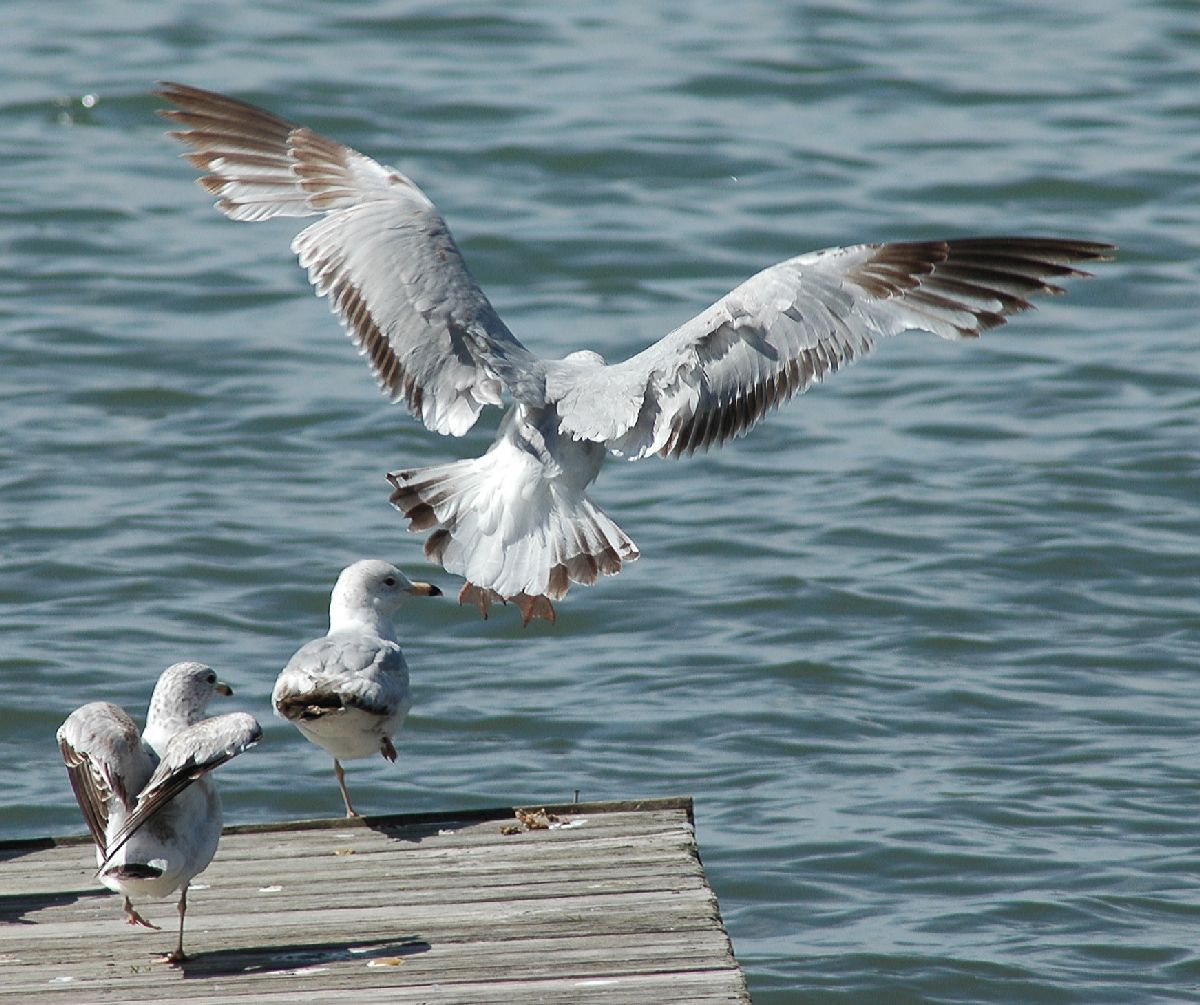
[0,796,751,1003]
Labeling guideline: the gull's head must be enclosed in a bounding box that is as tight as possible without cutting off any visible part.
[330,559,442,629]
[151,661,232,708]
[144,661,231,752]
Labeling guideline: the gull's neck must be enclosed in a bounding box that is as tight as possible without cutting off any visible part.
[143,693,205,760]
[328,592,399,643]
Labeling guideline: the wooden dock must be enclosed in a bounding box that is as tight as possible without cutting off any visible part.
[0,796,750,1003]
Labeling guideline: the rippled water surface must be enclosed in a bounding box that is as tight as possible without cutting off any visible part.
[2,2,1198,1001]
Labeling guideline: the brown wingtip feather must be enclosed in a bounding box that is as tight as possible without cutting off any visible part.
[424,528,452,564]
[515,593,556,626]
[404,502,440,531]
[458,582,495,619]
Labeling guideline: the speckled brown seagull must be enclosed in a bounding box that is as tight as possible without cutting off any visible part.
[156,81,1113,624]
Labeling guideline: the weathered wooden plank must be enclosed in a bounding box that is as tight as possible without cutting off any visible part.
[220,796,696,835]
[0,892,723,962]
[0,807,694,875]
[0,929,738,995]
[0,799,750,1004]
[0,856,704,921]
[8,970,750,1004]
[0,833,701,892]
[1,861,705,910]
[0,798,693,859]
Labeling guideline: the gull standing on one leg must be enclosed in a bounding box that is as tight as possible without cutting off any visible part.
[57,662,262,964]
[272,559,441,817]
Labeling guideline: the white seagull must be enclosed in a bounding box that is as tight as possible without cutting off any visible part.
[272,559,441,817]
[156,82,1113,624]
[57,661,262,964]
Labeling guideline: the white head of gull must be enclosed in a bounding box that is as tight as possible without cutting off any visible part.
[57,661,262,965]
[271,559,441,818]
[157,81,1114,624]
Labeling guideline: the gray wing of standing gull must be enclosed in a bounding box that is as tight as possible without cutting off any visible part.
[57,702,155,854]
[545,238,1114,459]
[154,81,545,437]
[100,712,262,870]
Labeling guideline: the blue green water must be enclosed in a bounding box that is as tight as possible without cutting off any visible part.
[2,2,1198,1001]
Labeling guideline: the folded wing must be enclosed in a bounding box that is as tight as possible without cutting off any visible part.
[273,636,410,722]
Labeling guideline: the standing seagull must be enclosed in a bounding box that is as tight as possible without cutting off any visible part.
[156,82,1113,623]
[57,662,262,964]
[272,559,441,817]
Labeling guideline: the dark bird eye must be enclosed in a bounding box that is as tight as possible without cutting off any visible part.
[206,673,216,684]
[383,576,397,587]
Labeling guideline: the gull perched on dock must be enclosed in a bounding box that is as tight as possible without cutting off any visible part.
[57,662,262,964]
[156,81,1113,624]
[272,559,441,817]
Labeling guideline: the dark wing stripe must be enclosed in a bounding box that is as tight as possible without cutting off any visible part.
[276,691,345,722]
[158,82,543,439]
[189,151,291,173]
[99,715,262,872]
[918,275,1033,312]
[100,766,211,870]
[323,263,410,406]
[158,81,296,132]
[59,738,110,853]
[653,237,1112,459]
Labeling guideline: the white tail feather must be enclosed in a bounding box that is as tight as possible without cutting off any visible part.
[387,436,638,620]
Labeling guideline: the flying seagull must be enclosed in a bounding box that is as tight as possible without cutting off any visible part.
[272,559,440,817]
[156,81,1113,624]
[57,661,262,964]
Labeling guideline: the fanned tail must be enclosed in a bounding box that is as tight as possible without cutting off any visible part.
[386,447,638,623]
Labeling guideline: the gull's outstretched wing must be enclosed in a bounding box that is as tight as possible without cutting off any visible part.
[57,702,155,854]
[155,82,544,436]
[100,712,262,869]
[548,237,1114,459]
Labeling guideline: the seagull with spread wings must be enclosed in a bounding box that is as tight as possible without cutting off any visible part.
[57,662,261,964]
[156,82,1113,623]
